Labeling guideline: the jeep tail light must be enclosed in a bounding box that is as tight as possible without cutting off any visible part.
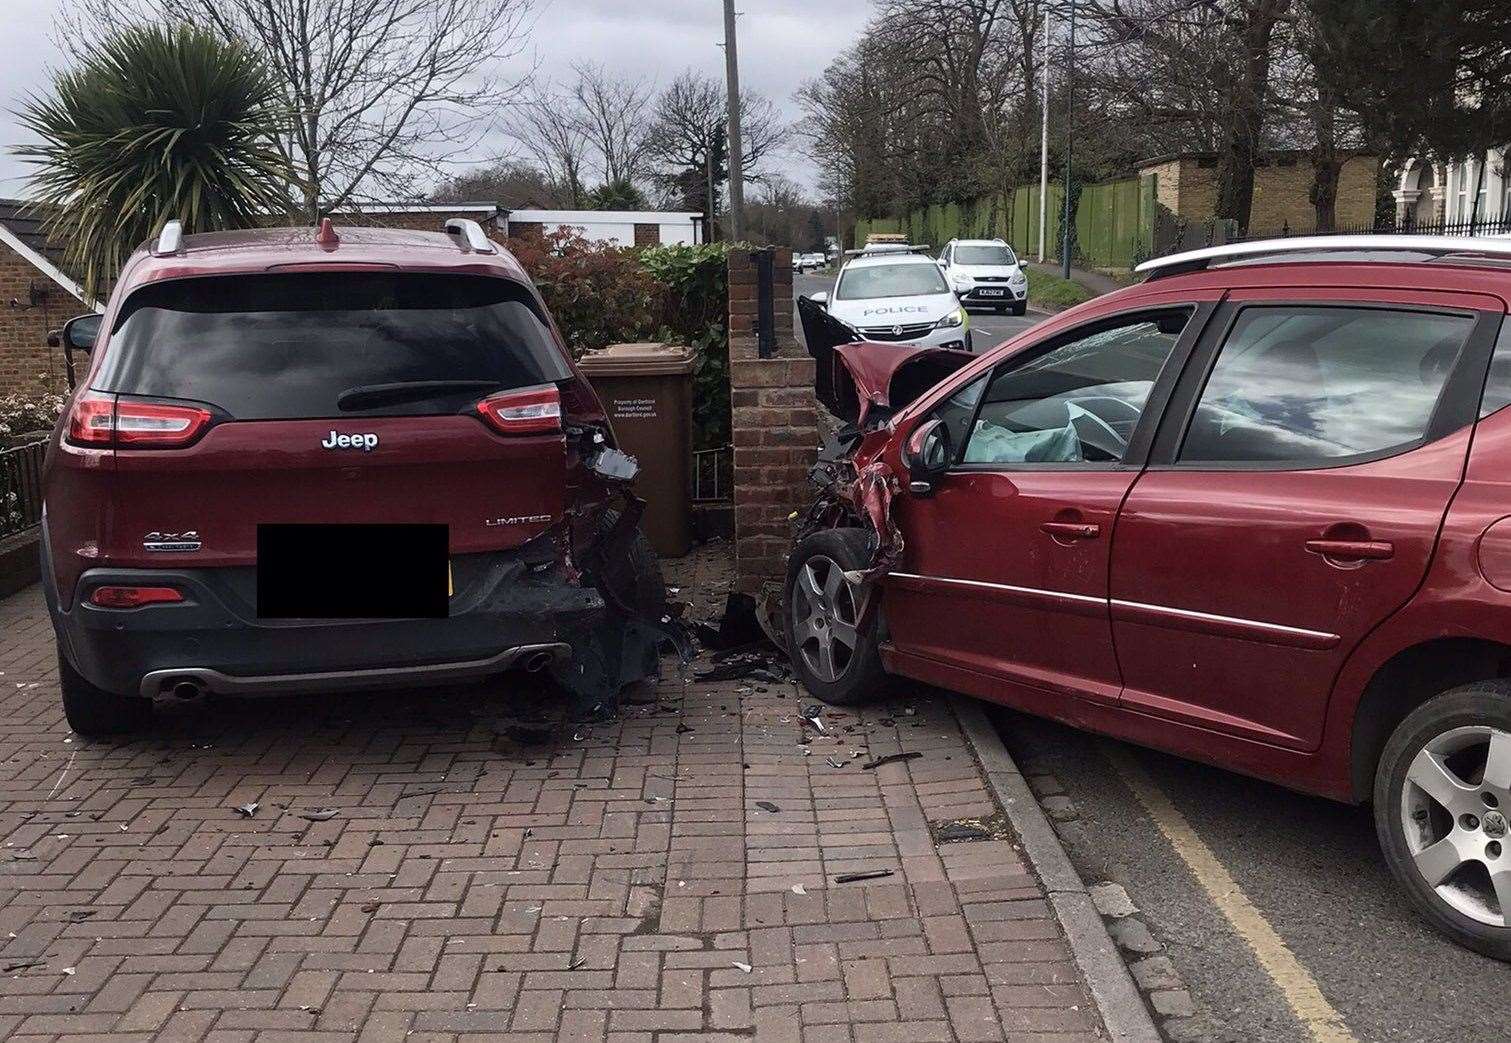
[89,585,184,609]
[476,385,562,435]
[66,391,214,448]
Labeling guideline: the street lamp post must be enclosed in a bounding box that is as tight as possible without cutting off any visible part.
[1038,8,1050,263]
[1061,0,1075,281]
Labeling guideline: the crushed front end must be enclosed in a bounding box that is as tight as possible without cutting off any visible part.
[792,296,975,585]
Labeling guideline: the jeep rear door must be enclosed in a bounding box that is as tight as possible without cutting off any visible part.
[88,270,574,573]
[1110,286,1503,751]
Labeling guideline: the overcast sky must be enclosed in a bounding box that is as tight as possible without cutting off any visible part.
[0,0,874,202]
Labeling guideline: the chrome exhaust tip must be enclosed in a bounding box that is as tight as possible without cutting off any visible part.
[170,678,205,699]
[521,650,555,673]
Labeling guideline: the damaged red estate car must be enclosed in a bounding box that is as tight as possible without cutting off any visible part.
[792,236,1511,959]
[43,218,666,737]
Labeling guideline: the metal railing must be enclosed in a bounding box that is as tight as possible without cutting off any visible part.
[1237,215,1511,242]
[693,444,733,503]
[1,440,45,539]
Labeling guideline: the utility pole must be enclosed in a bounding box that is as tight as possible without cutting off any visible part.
[1060,0,1075,281]
[723,0,746,242]
[1038,7,1050,263]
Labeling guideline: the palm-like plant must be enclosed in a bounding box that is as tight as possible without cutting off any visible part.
[16,24,293,300]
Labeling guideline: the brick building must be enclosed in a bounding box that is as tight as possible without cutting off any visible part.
[1137,149,1379,234]
[0,201,96,396]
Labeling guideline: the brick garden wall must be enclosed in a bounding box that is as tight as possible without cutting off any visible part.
[0,239,79,395]
[728,247,819,595]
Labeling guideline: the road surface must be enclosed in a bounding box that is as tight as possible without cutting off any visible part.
[994,709,1509,1043]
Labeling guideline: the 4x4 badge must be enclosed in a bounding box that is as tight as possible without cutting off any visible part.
[143,531,201,552]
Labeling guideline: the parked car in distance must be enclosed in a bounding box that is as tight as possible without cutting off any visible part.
[806,251,973,352]
[42,218,666,736]
[940,238,1028,315]
[789,236,1511,960]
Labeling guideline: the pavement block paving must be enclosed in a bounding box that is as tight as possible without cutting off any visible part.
[0,541,1108,1040]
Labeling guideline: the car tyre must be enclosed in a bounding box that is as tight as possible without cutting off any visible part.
[58,650,151,737]
[994,304,1008,314]
[785,528,889,706]
[1373,681,1511,960]
[1011,301,1027,316]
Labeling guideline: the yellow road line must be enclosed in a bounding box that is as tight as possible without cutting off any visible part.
[1101,743,1358,1043]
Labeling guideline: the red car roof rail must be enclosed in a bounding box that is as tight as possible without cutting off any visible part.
[444,218,496,255]
[151,219,184,257]
[1138,234,1511,280]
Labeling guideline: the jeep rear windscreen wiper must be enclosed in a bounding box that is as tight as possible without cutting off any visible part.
[336,379,502,411]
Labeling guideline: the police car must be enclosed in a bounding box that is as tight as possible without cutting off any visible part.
[807,247,972,351]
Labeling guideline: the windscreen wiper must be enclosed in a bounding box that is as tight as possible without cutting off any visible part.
[336,379,501,411]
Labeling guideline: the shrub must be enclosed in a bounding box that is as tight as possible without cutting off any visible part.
[506,229,661,357]
[508,234,734,452]
[0,386,66,448]
[640,243,732,450]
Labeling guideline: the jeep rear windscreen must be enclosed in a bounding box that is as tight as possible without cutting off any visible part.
[95,272,573,418]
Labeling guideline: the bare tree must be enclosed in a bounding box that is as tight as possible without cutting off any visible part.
[429,158,570,206]
[67,0,538,221]
[505,80,591,208]
[569,62,654,187]
[645,70,787,217]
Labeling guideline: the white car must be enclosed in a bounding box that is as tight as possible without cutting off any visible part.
[939,238,1028,315]
[809,252,973,351]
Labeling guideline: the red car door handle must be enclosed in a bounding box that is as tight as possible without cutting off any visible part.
[1042,521,1100,540]
[1305,538,1394,561]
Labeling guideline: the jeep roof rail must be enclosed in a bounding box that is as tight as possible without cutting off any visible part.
[152,219,183,257]
[1137,234,1511,280]
[444,217,496,254]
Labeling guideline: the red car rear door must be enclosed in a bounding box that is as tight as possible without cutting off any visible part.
[883,299,1216,713]
[1109,285,1504,751]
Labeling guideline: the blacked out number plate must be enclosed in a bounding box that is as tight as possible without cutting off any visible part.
[257,524,448,619]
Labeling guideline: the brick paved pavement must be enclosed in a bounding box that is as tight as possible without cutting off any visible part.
[0,543,1105,1041]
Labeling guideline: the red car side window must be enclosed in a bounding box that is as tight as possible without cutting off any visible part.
[1180,306,1473,465]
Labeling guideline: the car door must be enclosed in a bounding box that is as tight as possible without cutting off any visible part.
[883,301,1215,710]
[1110,287,1503,751]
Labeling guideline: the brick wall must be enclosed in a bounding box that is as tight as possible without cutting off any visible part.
[728,247,818,595]
[1147,154,1378,232]
[0,240,79,396]
[633,223,660,247]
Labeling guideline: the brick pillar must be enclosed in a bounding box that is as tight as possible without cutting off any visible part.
[728,247,820,595]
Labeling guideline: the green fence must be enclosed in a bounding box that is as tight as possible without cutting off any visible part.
[856,174,1156,270]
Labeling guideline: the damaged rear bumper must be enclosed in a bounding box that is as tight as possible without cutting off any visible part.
[55,547,614,699]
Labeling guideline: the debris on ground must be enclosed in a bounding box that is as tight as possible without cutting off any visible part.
[932,812,1012,844]
[300,809,339,822]
[233,802,259,818]
[695,592,766,651]
[732,961,753,973]
[861,751,922,770]
[755,801,780,813]
[834,869,895,884]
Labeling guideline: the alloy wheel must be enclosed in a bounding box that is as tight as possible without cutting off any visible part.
[1399,724,1511,927]
[791,554,862,683]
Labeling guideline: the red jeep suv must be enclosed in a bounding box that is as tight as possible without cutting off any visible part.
[43,218,664,737]
[791,236,1511,958]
